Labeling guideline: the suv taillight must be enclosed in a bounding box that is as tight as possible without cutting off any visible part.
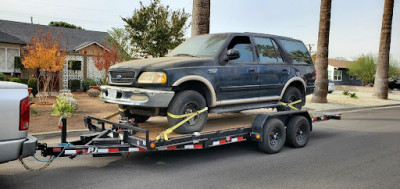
[20,97,30,130]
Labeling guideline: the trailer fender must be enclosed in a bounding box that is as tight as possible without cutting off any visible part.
[250,111,312,142]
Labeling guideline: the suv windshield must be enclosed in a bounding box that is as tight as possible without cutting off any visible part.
[167,34,229,57]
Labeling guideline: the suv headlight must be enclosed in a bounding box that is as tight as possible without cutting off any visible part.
[138,72,167,84]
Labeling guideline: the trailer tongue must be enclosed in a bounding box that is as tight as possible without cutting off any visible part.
[36,110,341,159]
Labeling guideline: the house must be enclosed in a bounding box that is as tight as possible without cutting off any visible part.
[0,19,109,90]
[328,58,362,86]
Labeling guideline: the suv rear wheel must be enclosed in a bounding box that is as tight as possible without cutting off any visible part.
[167,90,208,134]
[277,86,303,111]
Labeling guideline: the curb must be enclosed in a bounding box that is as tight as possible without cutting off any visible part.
[32,104,400,140]
[306,103,400,113]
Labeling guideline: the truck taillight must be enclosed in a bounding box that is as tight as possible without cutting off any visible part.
[20,97,30,130]
[314,69,316,81]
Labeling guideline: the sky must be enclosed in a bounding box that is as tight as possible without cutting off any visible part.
[1,0,399,61]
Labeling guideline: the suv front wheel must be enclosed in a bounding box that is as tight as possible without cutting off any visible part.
[167,90,208,134]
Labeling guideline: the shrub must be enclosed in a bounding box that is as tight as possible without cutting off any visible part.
[31,108,38,115]
[87,89,100,97]
[51,97,76,117]
[20,78,29,84]
[343,90,349,95]
[0,73,9,81]
[350,93,358,99]
[82,78,97,91]
[58,91,79,110]
[10,77,21,83]
[68,80,81,91]
[27,78,38,97]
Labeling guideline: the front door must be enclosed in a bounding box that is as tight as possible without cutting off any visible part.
[218,36,259,102]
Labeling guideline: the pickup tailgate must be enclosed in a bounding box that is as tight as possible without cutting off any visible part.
[0,82,29,141]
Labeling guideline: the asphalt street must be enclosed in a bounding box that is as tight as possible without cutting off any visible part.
[1,106,400,189]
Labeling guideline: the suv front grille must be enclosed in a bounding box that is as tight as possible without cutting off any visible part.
[110,71,135,84]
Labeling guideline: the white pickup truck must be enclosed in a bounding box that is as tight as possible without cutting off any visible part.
[0,81,37,164]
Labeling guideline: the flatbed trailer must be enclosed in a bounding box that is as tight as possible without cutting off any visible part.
[37,110,341,158]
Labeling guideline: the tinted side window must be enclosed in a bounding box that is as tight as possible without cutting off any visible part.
[254,37,283,63]
[279,40,312,64]
[227,36,254,62]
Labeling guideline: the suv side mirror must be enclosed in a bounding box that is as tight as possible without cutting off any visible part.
[226,49,240,61]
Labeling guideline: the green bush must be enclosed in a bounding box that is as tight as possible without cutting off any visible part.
[350,93,358,99]
[27,78,38,97]
[51,97,76,117]
[68,80,81,91]
[0,73,8,81]
[82,78,97,91]
[20,78,29,84]
[14,57,24,69]
[343,90,349,95]
[10,77,21,83]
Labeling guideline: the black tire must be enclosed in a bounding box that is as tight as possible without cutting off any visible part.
[258,118,286,154]
[118,105,150,123]
[167,90,208,134]
[286,116,310,148]
[328,91,333,94]
[277,86,303,111]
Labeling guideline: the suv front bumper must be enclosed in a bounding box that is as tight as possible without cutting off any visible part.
[100,85,175,107]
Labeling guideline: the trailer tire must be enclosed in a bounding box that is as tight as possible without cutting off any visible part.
[118,105,150,123]
[258,118,286,154]
[286,116,310,148]
[167,90,208,134]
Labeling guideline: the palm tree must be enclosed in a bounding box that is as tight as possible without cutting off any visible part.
[374,0,394,99]
[191,0,210,36]
[311,0,332,103]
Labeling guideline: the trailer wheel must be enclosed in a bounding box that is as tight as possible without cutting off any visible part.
[286,116,310,148]
[118,105,150,123]
[258,118,286,154]
[167,90,208,134]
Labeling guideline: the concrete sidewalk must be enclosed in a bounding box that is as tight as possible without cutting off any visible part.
[304,90,400,112]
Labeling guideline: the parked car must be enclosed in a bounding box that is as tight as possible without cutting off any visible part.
[0,81,37,164]
[100,33,315,133]
[389,80,400,90]
[328,80,335,93]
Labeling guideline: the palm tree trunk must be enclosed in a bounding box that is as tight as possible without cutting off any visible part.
[311,0,332,103]
[374,0,394,99]
[191,0,210,36]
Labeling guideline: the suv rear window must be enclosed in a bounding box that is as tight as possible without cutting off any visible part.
[279,40,312,65]
[254,37,283,63]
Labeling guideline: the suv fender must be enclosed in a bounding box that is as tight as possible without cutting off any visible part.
[172,75,217,107]
[280,77,306,100]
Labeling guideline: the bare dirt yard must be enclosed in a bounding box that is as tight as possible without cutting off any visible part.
[29,93,119,133]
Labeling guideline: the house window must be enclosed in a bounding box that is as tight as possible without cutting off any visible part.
[328,70,333,80]
[68,60,82,70]
[0,47,20,73]
[334,70,342,81]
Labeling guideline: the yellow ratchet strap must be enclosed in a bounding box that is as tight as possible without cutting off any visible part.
[279,100,302,111]
[155,107,208,141]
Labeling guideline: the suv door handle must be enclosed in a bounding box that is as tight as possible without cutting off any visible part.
[248,68,256,73]
[282,69,288,73]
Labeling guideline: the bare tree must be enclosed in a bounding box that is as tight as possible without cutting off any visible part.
[311,0,332,103]
[374,0,394,99]
[191,0,210,36]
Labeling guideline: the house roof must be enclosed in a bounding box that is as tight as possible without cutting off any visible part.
[328,59,353,69]
[0,31,26,45]
[0,19,109,52]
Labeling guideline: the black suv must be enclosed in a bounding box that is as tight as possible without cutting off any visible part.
[100,33,315,133]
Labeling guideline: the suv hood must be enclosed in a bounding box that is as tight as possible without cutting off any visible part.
[109,56,215,71]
